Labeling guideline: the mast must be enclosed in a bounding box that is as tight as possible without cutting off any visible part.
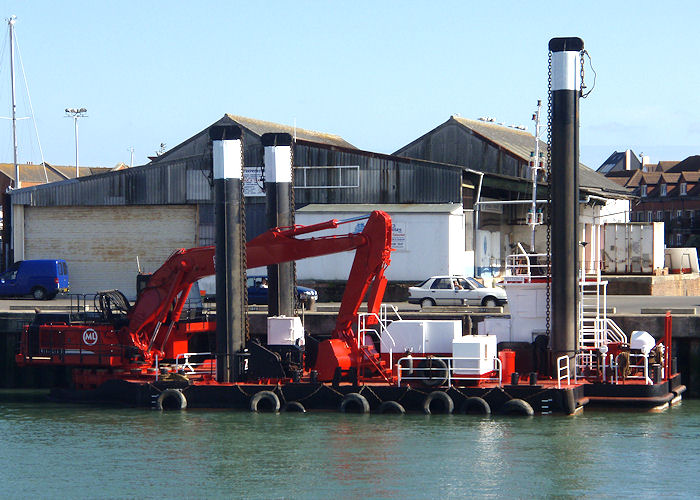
[9,16,19,188]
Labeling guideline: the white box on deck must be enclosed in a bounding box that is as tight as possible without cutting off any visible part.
[381,320,461,355]
[452,335,497,375]
[267,316,304,346]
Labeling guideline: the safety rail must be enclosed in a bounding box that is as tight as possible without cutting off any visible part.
[557,355,570,388]
[174,352,215,375]
[357,304,402,369]
[575,350,652,385]
[504,245,549,283]
[396,356,502,388]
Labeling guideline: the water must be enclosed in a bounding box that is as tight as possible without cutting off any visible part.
[1,392,699,499]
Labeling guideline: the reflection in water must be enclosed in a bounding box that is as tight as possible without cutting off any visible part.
[0,396,698,498]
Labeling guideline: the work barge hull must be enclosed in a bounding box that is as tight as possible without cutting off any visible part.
[47,373,685,415]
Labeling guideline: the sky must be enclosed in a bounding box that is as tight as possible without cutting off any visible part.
[0,1,698,170]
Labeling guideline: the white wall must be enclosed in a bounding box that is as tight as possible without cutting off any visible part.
[295,206,464,282]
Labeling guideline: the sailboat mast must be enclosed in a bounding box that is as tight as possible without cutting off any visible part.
[9,16,19,188]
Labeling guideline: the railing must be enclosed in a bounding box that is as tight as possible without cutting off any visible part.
[396,356,501,388]
[575,350,652,385]
[357,304,402,371]
[557,355,570,388]
[174,352,215,374]
[504,245,549,283]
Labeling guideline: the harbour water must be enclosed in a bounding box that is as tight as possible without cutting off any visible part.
[1,392,698,499]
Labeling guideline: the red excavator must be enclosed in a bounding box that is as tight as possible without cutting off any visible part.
[16,210,393,387]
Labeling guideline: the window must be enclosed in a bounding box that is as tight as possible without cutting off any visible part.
[677,210,683,220]
[676,234,684,246]
[640,184,647,197]
[680,182,687,196]
[647,211,653,223]
[660,184,667,196]
[657,210,663,221]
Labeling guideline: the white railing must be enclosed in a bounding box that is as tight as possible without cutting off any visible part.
[557,355,570,388]
[357,304,402,371]
[175,352,214,374]
[504,245,549,283]
[396,356,502,388]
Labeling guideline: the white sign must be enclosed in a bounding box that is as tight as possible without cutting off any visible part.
[82,328,98,346]
[243,166,265,197]
[352,221,406,250]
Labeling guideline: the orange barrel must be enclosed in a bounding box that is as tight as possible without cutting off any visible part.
[499,349,516,383]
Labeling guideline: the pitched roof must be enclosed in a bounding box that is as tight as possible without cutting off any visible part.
[0,163,111,183]
[667,155,700,173]
[224,114,355,149]
[448,117,631,197]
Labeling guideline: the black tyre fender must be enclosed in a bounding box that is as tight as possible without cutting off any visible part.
[417,357,448,387]
[32,287,47,300]
[501,398,534,416]
[280,401,306,413]
[423,391,454,415]
[250,390,281,413]
[460,396,491,415]
[339,392,370,414]
[156,389,187,411]
[376,401,406,414]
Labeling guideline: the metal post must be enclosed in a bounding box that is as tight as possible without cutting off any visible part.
[549,37,584,369]
[262,133,295,317]
[9,16,19,188]
[211,125,247,383]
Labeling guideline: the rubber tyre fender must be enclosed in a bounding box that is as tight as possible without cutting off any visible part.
[417,357,448,387]
[339,392,370,414]
[280,401,306,413]
[423,391,454,415]
[250,390,281,413]
[156,389,187,411]
[376,401,406,414]
[460,396,491,415]
[501,398,534,416]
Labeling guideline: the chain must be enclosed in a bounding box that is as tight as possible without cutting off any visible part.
[290,142,297,305]
[545,50,552,340]
[239,140,249,341]
[580,50,585,98]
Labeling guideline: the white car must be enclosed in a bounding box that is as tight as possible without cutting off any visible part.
[408,276,507,308]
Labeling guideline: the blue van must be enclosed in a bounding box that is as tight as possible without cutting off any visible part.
[0,260,70,300]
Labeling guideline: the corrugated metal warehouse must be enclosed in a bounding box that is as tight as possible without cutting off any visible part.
[9,115,482,297]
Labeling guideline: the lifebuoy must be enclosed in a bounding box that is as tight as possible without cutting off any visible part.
[376,401,406,414]
[340,392,370,414]
[501,398,534,416]
[156,389,187,411]
[280,401,306,413]
[250,390,281,413]
[423,391,454,415]
[460,396,491,415]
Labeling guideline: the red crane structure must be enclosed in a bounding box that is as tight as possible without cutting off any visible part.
[16,210,393,387]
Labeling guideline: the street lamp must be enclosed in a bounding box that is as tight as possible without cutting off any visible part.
[65,107,87,177]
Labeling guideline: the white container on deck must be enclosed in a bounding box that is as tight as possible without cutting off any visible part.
[381,320,461,355]
[629,330,655,354]
[267,316,304,346]
[452,335,497,375]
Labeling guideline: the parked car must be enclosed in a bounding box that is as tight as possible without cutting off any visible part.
[408,275,507,308]
[0,259,70,300]
[246,275,318,309]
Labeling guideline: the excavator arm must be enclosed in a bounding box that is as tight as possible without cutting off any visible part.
[125,211,393,360]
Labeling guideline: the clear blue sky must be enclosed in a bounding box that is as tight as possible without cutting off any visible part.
[1,1,698,170]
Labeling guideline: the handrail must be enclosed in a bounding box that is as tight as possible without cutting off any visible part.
[175,352,214,374]
[556,355,570,388]
[396,355,501,388]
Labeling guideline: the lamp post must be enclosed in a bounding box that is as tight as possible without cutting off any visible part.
[65,107,87,177]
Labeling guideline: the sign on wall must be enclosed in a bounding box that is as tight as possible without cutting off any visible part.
[243,166,265,197]
[353,220,406,250]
